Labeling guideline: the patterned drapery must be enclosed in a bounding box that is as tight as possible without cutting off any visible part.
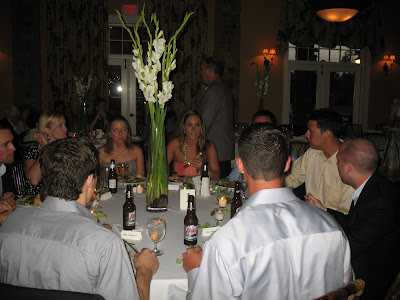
[277,0,385,56]
[44,0,108,131]
[146,1,208,117]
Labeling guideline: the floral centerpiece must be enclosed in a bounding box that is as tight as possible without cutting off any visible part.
[117,7,193,211]
[74,70,94,136]
[251,57,270,111]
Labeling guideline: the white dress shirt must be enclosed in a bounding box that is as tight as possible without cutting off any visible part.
[187,188,353,299]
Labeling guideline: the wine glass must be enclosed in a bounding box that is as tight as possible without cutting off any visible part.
[117,163,130,180]
[146,217,166,256]
[92,176,103,209]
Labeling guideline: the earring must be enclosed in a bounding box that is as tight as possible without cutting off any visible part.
[184,130,186,134]
[201,130,203,134]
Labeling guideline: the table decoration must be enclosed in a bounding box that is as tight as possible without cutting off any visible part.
[136,184,144,194]
[218,195,228,208]
[251,55,270,110]
[121,230,142,241]
[214,208,224,221]
[73,70,94,136]
[117,6,193,212]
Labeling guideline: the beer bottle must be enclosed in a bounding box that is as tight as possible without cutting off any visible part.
[231,181,243,218]
[108,159,117,193]
[201,162,209,180]
[123,184,136,230]
[184,195,198,246]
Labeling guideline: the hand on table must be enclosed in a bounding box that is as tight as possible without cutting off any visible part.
[305,193,326,211]
[0,210,13,225]
[0,192,15,210]
[133,248,159,277]
[182,245,203,273]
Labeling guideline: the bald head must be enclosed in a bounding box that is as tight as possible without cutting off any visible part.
[340,138,379,175]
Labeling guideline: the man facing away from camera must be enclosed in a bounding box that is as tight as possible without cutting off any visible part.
[182,123,353,299]
[0,138,158,300]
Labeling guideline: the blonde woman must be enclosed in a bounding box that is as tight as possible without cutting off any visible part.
[24,111,67,194]
[98,115,145,178]
[167,110,220,180]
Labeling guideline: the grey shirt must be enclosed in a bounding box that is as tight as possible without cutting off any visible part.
[0,196,138,300]
[201,77,235,161]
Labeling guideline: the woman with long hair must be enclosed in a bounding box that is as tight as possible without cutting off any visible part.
[98,115,145,177]
[167,110,220,180]
[24,111,68,194]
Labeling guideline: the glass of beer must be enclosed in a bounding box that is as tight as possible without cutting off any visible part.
[146,217,166,256]
[117,163,129,180]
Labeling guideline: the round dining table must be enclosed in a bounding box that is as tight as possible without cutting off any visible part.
[98,185,231,300]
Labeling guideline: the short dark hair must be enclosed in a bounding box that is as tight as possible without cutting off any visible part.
[251,110,277,125]
[239,123,290,181]
[204,57,224,77]
[341,138,379,174]
[40,138,98,200]
[308,109,343,138]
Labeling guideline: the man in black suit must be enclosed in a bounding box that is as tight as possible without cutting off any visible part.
[307,138,400,299]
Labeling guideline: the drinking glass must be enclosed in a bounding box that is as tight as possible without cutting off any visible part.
[146,217,166,256]
[92,177,103,209]
[117,163,130,180]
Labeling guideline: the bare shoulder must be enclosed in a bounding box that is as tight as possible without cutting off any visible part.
[168,138,179,149]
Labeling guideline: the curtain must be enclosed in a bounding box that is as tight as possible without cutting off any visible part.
[276,0,385,56]
[147,1,208,117]
[44,0,108,131]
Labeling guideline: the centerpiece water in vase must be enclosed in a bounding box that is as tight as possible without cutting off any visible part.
[117,6,193,212]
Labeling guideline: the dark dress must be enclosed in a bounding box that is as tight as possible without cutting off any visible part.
[24,144,44,195]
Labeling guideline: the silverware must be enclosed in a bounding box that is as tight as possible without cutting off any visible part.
[123,239,138,253]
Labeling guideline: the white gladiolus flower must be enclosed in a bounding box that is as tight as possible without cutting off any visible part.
[171,59,176,70]
[162,81,174,94]
[153,38,166,54]
[144,85,156,102]
[158,30,163,38]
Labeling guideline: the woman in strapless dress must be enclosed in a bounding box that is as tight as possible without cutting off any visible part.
[167,110,220,180]
[98,115,145,178]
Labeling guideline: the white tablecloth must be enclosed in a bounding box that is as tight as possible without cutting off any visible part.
[99,187,230,300]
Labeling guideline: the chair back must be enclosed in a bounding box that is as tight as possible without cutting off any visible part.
[385,272,400,300]
[11,162,28,195]
[313,279,366,300]
[0,282,105,300]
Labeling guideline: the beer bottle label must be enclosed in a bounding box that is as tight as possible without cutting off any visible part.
[125,211,136,226]
[109,179,116,189]
[184,225,198,241]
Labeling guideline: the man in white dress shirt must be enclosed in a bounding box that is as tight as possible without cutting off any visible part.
[182,123,353,299]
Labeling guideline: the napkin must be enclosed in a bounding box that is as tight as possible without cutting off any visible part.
[193,176,201,196]
[168,184,181,191]
[202,226,220,237]
[200,177,210,196]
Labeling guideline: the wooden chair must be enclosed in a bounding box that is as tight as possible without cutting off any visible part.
[385,272,400,300]
[313,279,366,300]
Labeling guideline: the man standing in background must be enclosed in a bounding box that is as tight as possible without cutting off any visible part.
[200,57,235,178]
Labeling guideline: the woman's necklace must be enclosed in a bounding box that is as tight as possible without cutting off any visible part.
[183,139,202,169]
[113,147,128,154]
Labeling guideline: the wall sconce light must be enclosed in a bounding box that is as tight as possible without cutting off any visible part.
[313,0,360,22]
[383,54,396,76]
[262,48,276,67]
[354,57,361,64]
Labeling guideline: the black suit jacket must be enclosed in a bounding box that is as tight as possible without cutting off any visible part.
[329,172,400,299]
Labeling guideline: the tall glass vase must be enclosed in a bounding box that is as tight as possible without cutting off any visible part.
[80,97,89,137]
[146,122,168,212]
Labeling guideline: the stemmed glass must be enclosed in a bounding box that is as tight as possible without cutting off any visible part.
[92,177,103,209]
[117,163,130,180]
[146,217,166,256]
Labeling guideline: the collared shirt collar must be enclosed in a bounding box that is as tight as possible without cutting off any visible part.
[352,176,371,206]
[317,149,339,162]
[240,187,296,212]
[40,196,97,221]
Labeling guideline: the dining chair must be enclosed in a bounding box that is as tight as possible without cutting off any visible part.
[385,272,400,300]
[0,282,106,300]
[312,279,365,300]
[11,161,28,195]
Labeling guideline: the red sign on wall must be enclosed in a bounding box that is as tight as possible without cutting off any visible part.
[122,5,137,15]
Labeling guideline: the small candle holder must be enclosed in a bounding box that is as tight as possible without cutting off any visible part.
[215,208,224,221]
[136,184,144,195]
[218,196,227,208]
